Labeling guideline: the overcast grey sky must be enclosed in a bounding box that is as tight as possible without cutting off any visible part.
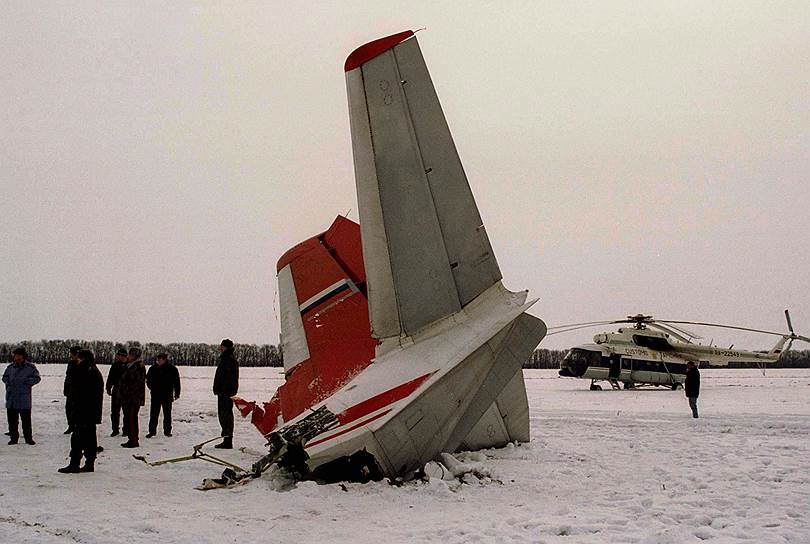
[2,1,809,350]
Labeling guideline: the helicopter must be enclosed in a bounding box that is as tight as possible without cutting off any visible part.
[553,310,809,390]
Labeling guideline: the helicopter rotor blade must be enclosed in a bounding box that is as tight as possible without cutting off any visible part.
[546,313,810,345]
[658,320,791,338]
[646,323,695,343]
[653,321,703,340]
[545,323,616,336]
[546,320,617,331]
[785,309,795,335]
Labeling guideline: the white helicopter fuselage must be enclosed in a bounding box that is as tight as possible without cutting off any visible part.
[559,327,783,388]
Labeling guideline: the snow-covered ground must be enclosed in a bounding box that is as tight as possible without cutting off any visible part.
[2,366,809,543]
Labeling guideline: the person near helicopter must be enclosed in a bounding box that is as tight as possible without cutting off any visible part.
[684,361,700,418]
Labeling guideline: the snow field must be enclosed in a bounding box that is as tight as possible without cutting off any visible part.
[1,366,809,543]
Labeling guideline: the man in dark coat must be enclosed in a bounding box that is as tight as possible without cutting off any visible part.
[146,353,181,438]
[3,347,41,445]
[106,348,128,437]
[118,347,146,448]
[213,339,239,449]
[684,361,700,418]
[59,349,103,473]
[63,345,81,434]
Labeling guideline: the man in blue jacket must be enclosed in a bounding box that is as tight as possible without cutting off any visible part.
[3,347,41,445]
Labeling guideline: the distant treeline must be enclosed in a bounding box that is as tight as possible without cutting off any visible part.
[1,340,808,369]
[524,349,566,369]
[0,340,281,367]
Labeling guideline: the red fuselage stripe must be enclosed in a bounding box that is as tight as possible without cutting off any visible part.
[302,372,434,450]
[337,372,433,426]
[305,409,392,449]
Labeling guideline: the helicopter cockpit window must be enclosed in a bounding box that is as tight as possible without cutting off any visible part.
[563,349,598,364]
[563,349,601,376]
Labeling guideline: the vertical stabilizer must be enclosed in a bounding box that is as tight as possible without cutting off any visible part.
[346,32,502,340]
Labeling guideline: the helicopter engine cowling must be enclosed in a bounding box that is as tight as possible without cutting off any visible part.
[593,333,609,344]
[632,334,674,351]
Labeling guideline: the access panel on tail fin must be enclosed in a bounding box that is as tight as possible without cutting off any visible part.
[346,32,502,340]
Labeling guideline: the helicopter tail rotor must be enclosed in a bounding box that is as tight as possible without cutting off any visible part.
[781,309,810,351]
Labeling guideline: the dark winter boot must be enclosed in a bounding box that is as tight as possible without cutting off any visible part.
[58,460,81,474]
[8,437,18,445]
[79,459,95,473]
[121,441,139,448]
[214,437,233,449]
[25,438,36,445]
[110,430,119,437]
[145,432,156,438]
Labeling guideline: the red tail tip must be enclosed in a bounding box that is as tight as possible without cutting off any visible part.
[344,30,414,72]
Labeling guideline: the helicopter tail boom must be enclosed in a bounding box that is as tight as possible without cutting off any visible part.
[767,336,790,358]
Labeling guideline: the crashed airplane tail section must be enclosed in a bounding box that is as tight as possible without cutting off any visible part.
[233,31,545,481]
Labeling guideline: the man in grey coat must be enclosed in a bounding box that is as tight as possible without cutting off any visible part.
[3,347,41,445]
[118,347,146,448]
[106,347,129,437]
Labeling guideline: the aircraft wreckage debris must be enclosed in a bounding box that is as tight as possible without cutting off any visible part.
[144,30,546,488]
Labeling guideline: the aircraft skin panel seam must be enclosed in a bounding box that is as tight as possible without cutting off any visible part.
[392,39,501,310]
[359,64,404,339]
[369,48,458,336]
[390,43,460,313]
[350,65,401,339]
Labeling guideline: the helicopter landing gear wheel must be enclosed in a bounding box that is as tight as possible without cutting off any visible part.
[672,383,683,390]
[589,383,602,391]
[624,382,635,390]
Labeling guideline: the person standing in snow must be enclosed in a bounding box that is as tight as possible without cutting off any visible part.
[213,339,239,449]
[118,347,146,448]
[684,361,700,418]
[146,353,181,438]
[106,347,129,437]
[59,349,103,473]
[3,347,41,445]
[63,345,81,434]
